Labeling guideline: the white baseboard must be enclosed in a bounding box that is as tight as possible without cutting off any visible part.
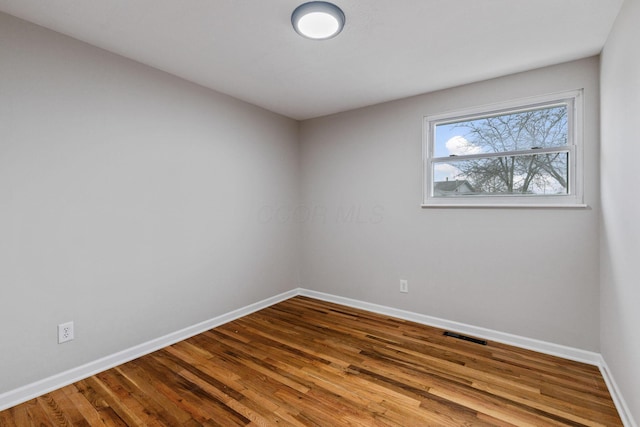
[1,287,635,427]
[599,357,637,427]
[298,289,601,365]
[299,289,637,426]
[0,288,298,412]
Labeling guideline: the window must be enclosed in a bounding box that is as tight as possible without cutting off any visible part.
[423,90,584,207]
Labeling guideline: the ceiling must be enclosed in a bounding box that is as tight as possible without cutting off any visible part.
[0,1,624,120]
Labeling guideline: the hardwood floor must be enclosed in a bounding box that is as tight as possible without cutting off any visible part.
[0,296,622,426]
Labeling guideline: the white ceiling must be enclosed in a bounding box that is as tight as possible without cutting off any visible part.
[0,1,624,120]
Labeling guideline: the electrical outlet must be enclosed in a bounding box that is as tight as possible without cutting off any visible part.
[400,279,409,293]
[58,321,74,344]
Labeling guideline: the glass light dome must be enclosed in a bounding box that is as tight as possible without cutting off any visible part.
[292,2,345,40]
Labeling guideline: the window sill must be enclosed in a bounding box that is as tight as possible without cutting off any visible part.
[421,203,589,209]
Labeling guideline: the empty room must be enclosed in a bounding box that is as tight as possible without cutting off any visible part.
[0,1,638,426]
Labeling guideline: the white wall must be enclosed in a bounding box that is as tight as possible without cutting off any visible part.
[0,12,300,394]
[601,0,640,422]
[300,57,601,351]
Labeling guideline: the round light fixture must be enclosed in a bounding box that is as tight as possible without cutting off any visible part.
[291,2,345,40]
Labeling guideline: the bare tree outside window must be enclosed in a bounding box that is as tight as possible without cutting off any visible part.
[432,105,570,197]
[424,91,582,206]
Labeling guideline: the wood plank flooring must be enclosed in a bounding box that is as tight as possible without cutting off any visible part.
[0,296,622,426]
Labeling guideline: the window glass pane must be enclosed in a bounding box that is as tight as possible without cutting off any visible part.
[433,152,569,196]
[434,105,568,158]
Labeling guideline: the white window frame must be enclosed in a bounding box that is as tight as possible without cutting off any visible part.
[422,89,585,208]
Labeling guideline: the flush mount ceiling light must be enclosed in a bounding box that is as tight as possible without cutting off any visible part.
[291,2,345,40]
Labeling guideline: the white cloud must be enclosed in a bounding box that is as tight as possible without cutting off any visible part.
[433,163,464,182]
[445,136,481,156]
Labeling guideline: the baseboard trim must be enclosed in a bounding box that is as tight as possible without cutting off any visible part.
[599,356,637,427]
[2,287,635,427]
[299,289,637,425]
[0,288,298,412]
[298,289,602,365]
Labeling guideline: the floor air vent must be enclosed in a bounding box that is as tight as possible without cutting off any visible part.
[443,331,487,345]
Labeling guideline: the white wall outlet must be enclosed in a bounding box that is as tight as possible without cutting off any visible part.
[400,279,409,293]
[58,321,74,344]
